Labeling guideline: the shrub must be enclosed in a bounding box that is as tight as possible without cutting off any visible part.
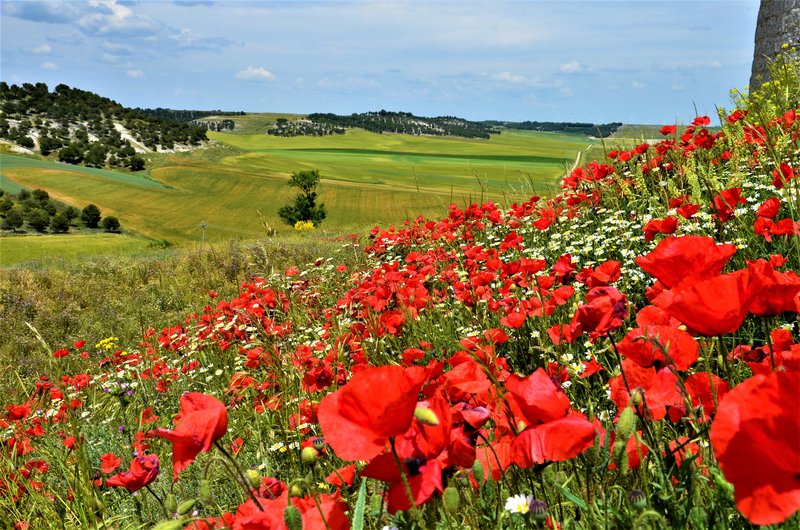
[81,203,101,228]
[27,208,50,232]
[51,213,70,233]
[101,216,120,232]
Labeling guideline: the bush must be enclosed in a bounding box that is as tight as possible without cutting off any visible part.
[101,216,121,232]
[81,204,101,228]
[2,208,23,231]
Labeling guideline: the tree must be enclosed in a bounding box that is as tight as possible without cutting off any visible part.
[101,216,120,232]
[81,204,101,228]
[129,155,146,171]
[51,213,70,233]
[278,169,327,227]
[62,205,80,224]
[27,208,50,232]
[32,188,49,203]
[2,208,23,232]
[58,144,84,164]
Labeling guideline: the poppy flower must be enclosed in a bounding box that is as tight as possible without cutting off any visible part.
[155,392,228,480]
[746,259,800,316]
[318,365,426,461]
[643,216,678,242]
[660,125,677,135]
[710,371,800,525]
[609,360,683,421]
[635,236,737,289]
[711,188,746,222]
[617,325,699,371]
[569,286,628,340]
[771,162,795,189]
[105,454,160,492]
[653,269,752,336]
[100,452,121,474]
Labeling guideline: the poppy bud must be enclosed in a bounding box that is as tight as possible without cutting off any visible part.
[199,479,212,504]
[627,489,647,509]
[528,499,548,522]
[283,505,303,530]
[289,483,304,497]
[301,446,319,465]
[165,493,177,514]
[629,388,644,407]
[472,459,486,484]
[245,469,261,488]
[442,486,460,513]
[616,407,637,442]
[413,407,439,426]
[177,499,197,516]
[369,493,383,515]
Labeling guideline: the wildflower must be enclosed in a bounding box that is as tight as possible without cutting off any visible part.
[710,371,800,525]
[155,392,228,480]
[106,454,159,492]
[505,493,534,514]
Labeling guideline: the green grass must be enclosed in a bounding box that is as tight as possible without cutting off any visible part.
[0,124,592,260]
[0,232,156,265]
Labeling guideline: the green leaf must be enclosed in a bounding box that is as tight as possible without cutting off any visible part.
[352,478,368,530]
[554,479,588,511]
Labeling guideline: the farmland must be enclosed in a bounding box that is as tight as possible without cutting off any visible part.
[1,125,591,264]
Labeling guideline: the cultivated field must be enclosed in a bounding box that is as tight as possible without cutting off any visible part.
[0,125,592,264]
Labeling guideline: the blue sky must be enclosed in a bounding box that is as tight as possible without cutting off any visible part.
[1,0,759,124]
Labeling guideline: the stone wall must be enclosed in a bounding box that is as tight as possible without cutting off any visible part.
[750,0,800,89]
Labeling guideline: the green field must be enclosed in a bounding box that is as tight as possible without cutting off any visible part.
[0,232,156,265]
[0,121,593,263]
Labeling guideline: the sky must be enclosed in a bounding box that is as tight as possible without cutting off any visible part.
[1,0,760,125]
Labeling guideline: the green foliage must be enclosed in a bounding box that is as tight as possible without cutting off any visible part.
[27,208,50,232]
[51,212,70,233]
[101,216,120,232]
[81,203,101,228]
[278,169,327,227]
[2,208,24,231]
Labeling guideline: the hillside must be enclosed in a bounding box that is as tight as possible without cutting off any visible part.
[0,52,798,530]
[0,82,210,170]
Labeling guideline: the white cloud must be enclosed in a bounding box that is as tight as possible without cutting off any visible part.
[32,43,52,54]
[317,76,380,91]
[41,61,58,70]
[494,71,530,84]
[632,80,646,90]
[127,69,144,79]
[235,66,275,81]
[560,60,583,74]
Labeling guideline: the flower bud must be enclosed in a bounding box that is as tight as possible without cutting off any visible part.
[199,479,212,504]
[177,499,197,516]
[301,446,319,465]
[528,499,548,522]
[442,486,460,513]
[627,489,647,509]
[413,407,439,426]
[616,407,637,442]
[245,469,261,488]
[629,388,644,407]
[165,493,177,514]
[283,504,303,530]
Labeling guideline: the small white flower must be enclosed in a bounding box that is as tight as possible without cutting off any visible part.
[505,493,534,514]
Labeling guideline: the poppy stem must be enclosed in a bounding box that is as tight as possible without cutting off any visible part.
[213,440,265,512]
[389,437,418,513]
[144,484,167,516]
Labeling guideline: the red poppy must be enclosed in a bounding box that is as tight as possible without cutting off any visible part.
[569,286,628,340]
[155,392,228,480]
[105,454,160,492]
[609,359,683,421]
[505,369,596,466]
[711,188,746,222]
[100,452,121,474]
[771,162,795,189]
[617,325,699,371]
[643,216,678,242]
[746,259,800,316]
[757,197,781,219]
[660,125,677,135]
[653,269,752,336]
[710,371,800,525]
[635,236,737,289]
[318,365,426,461]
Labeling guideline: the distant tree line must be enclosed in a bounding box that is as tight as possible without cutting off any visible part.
[267,118,344,137]
[136,108,245,121]
[0,82,210,170]
[500,120,623,137]
[306,110,497,139]
[0,188,120,234]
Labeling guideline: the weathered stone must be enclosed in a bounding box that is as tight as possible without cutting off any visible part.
[750,0,800,89]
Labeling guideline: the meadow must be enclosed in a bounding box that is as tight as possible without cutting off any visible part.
[0,126,590,266]
[1,54,799,530]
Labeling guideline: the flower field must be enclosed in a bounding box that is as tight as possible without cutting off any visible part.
[2,56,800,529]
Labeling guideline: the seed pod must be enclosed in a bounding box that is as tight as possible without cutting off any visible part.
[627,489,647,509]
[472,459,486,485]
[177,499,197,516]
[529,499,548,522]
[165,493,177,514]
[199,479,212,504]
[413,407,439,426]
[301,446,319,465]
